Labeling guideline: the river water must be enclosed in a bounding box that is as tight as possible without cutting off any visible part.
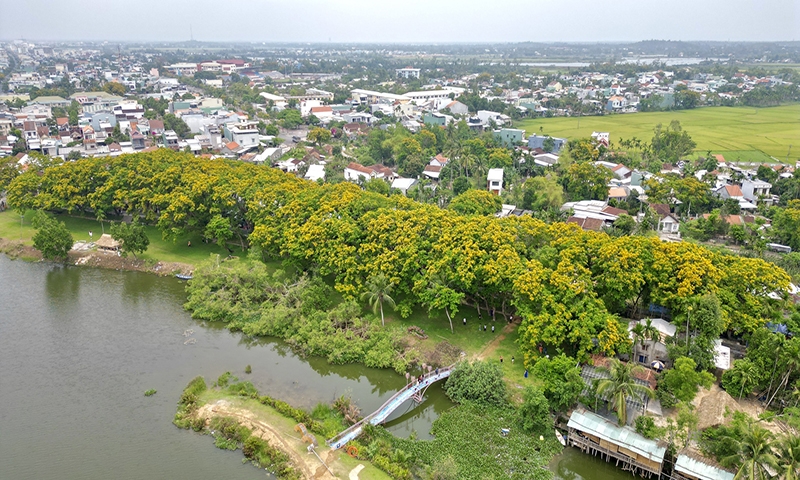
[0,256,617,480]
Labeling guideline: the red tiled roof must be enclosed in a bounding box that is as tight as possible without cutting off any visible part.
[310,106,332,113]
[56,117,69,126]
[602,206,627,216]
[566,216,604,231]
[424,165,442,173]
[225,141,239,150]
[148,120,164,130]
[649,203,671,217]
[725,185,744,197]
[346,162,374,175]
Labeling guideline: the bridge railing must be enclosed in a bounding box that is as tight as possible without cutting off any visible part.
[326,364,455,449]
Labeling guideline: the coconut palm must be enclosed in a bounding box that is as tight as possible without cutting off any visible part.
[642,318,661,348]
[631,323,646,361]
[360,274,396,327]
[775,434,800,480]
[722,424,777,480]
[595,358,655,426]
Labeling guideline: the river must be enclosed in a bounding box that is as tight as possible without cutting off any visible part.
[0,256,616,480]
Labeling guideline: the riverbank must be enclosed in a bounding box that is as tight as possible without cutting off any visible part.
[0,209,234,271]
[176,376,391,480]
[0,237,194,276]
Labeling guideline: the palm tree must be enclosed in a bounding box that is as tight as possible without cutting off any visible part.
[360,274,396,327]
[642,319,661,348]
[596,358,655,426]
[722,424,777,480]
[775,434,800,480]
[631,323,646,361]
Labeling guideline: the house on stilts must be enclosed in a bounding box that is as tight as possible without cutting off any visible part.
[566,409,666,478]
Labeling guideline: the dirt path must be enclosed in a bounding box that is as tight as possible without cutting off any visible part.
[476,321,516,361]
[197,400,336,479]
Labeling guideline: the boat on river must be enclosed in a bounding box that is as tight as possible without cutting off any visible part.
[175,274,193,280]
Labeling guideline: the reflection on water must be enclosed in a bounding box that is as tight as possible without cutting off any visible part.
[551,446,640,480]
[0,256,452,479]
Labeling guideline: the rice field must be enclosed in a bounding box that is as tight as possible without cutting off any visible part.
[516,105,800,163]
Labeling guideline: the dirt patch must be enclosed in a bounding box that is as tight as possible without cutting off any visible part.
[0,238,41,260]
[476,321,516,361]
[68,249,193,276]
[197,400,336,480]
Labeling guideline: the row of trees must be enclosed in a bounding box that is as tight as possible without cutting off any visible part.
[7,150,792,366]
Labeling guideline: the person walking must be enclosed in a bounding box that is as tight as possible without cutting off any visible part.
[524,369,528,379]
[511,356,515,364]
[463,318,467,326]
[483,324,487,332]
[491,325,495,333]
[500,356,503,363]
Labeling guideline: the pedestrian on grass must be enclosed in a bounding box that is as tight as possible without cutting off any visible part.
[524,369,528,379]
[511,356,515,364]
[463,318,467,326]
[491,325,495,333]
[483,324,487,332]
[500,356,503,363]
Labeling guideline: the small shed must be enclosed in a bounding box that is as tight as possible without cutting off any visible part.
[673,451,734,480]
[96,234,121,252]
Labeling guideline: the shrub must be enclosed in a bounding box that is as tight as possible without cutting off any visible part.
[144,389,157,396]
[518,386,552,434]
[245,364,252,374]
[634,415,660,439]
[444,360,507,407]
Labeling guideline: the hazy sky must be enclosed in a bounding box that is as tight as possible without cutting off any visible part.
[1,0,798,43]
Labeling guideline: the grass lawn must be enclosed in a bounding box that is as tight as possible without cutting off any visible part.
[515,104,800,162]
[0,210,234,266]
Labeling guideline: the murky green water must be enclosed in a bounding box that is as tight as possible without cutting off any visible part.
[0,255,612,479]
[0,256,451,479]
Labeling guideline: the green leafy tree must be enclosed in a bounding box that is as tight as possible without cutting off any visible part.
[103,81,127,96]
[517,386,552,434]
[360,273,396,326]
[307,127,331,146]
[163,113,190,139]
[487,150,512,169]
[31,211,74,261]
[722,358,761,400]
[109,220,150,258]
[203,214,234,249]
[651,121,697,164]
[530,354,584,411]
[563,161,612,201]
[521,176,564,211]
[452,176,471,196]
[661,357,715,403]
[277,109,302,129]
[595,358,654,425]
[444,360,507,407]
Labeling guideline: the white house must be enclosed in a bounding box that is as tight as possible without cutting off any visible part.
[304,164,326,182]
[628,318,676,365]
[391,177,417,195]
[741,179,772,204]
[396,67,421,79]
[223,123,259,148]
[487,168,504,195]
[658,213,680,234]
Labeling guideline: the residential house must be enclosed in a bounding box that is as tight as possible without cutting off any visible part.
[606,95,627,111]
[527,134,566,153]
[628,318,676,365]
[567,216,605,231]
[493,128,524,148]
[430,154,449,167]
[82,125,97,152]
[309,106,334,121]
[342,123,370,138]
[274,158,305,173]
[391,177,417,195]
[611,163,632,179]
[658,213,680,234]
[147,119,165,136]
[714,184,757,210]
[487,168,504,195]
[131,130,146,150]
[441,100,468,116]
[566,409,666,475]
[223,123,259,148]
[304,164,326,182]
[591,131,610,146]
[162,130,180,150]
[422,112,452,127]
[741,179,772,204]
[422,165,442,180]
[673,452,734,480]
[344,162,395,182]
[342,112,374,124]
[608,186,628,201]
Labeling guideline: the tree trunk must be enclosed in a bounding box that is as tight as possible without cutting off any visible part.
[379,300,385,327]
[445,306,453,334]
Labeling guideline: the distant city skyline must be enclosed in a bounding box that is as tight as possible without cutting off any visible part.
[1,0,797,43]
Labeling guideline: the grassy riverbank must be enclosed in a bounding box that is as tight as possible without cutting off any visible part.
[0,210,234,267]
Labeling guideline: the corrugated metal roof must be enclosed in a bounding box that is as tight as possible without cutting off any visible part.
[567,410,666,462]
[675,454,734,480]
